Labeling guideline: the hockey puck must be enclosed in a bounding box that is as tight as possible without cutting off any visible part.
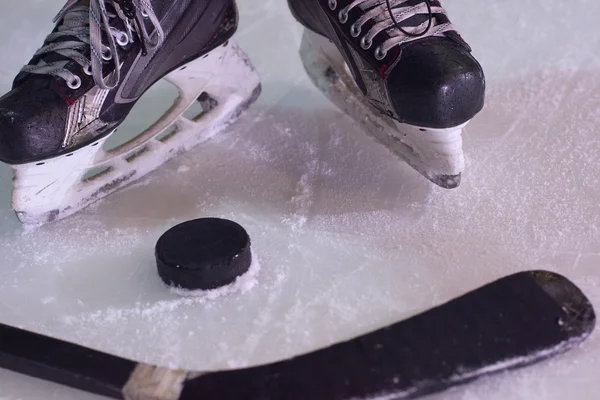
[155,218,251,290]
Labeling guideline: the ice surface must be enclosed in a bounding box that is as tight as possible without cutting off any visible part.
[168,254,261,301]
[1,0,600,399]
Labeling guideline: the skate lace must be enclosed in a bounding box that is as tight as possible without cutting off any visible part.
[338,0,454,59]
[19,0,164,91]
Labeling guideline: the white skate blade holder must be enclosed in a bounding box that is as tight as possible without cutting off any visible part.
[11,41,261,225]
[300,29,466,189]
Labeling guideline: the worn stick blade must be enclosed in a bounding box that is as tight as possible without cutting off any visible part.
[182,271,595,399]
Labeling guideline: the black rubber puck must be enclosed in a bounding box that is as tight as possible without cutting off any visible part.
[155,218,251,290]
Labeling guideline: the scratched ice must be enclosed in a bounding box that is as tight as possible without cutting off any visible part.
[0,0,599,399]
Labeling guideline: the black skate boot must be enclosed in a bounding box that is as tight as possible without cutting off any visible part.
[0,0,261,224]
[288,0,485,188]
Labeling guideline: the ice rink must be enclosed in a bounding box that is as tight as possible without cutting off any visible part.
[1,0,600,398]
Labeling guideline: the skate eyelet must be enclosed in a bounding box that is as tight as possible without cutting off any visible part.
[338,10,348,24]
[374,46,387,60]
[350,23,361,38]
[117,33,129,47]
[102,47,113,61]
[142,10,149,18]
[83,65,93,76]
[328,0,337,10]
[360,36,372,50]
[67,76,82,90]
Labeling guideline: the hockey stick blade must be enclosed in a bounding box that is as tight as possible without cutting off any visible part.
[0,270,595,399]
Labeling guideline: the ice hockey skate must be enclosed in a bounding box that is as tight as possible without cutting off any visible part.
[289,0,485,188]
[0,0,261,225]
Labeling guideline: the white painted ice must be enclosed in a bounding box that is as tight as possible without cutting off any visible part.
[1,0,600,399]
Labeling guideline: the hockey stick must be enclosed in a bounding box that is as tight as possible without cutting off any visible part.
[0,270,595,399]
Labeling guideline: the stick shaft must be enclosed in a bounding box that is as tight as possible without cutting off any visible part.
[0,323,135,398]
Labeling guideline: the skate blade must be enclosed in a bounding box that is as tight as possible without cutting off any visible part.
[299,29,465,189]
[11,41,262,225]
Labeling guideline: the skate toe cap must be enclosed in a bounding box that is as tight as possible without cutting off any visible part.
[0,86,67,164]
[387,37,485,128]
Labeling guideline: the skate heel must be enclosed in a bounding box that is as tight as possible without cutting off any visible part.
[299,29,466,189]
[12,41,261,225]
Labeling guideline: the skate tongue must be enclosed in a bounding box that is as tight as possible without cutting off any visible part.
[28,2,125,72]
[29,4,92,67]
[19,0,163,90]
[357,0,440,37]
